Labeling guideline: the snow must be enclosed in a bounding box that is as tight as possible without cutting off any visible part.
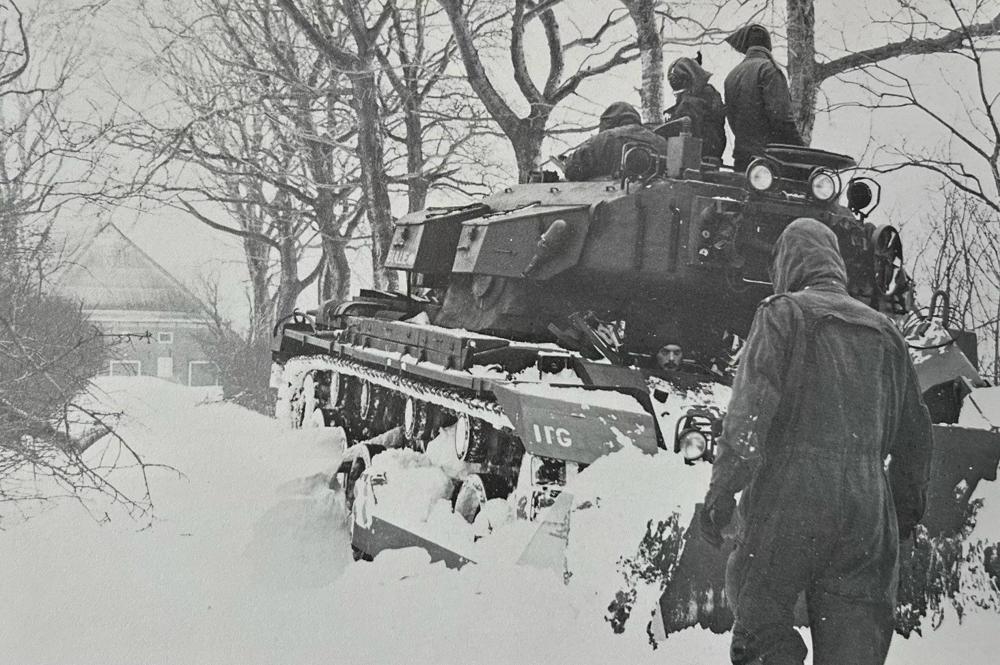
[2,376,998,664]
[960,385,1000,431]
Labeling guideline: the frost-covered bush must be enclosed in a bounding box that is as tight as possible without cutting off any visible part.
[896,502,1000,636]
[195,324,273,415]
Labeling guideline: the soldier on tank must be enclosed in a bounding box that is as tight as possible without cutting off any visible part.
[664,55,726,162]
[723,24,804,171]
[699,218,933,665]
[564,102,670,181]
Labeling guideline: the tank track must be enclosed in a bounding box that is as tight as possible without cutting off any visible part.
[281,354,512,431]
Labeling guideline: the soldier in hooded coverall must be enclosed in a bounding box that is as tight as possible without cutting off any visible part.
[564,102,669,181]
[723,24,804,170]
[665,55,727,162]
[699,218,934,665]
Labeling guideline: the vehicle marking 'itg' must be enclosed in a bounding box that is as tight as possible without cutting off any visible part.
[533,423,573,447]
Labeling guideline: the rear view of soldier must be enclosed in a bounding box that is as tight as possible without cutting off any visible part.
[723,24,804,170]
[564,102,669,181]
[700,218,934,665]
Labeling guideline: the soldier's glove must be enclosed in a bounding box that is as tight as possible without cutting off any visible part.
[700,488,736,549]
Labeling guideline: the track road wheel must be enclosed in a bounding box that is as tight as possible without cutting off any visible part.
[358,380,372,421]
[328,372,341,408]
[454,473,511,524]
[403,398,420,449]
[453,415,488,463]
[344,443,385,514]
[290,372,315,429]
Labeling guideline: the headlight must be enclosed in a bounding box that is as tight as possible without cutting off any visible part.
[678,429,708,460]
[810,169,840,201]
[747,160,775,191]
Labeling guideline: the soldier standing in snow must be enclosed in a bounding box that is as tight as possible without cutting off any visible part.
[699,218,933,665]
[723,24,804,170]
[564,102,669,181]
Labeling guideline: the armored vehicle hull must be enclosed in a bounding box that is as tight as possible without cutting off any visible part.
[272,141,1000,635]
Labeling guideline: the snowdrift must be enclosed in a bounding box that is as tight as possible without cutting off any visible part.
[1,377,998,664]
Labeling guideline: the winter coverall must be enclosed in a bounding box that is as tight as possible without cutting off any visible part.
[564,102,670,181]
[665,57,727,161]
[723,26,804,170]
[700,218,934,665]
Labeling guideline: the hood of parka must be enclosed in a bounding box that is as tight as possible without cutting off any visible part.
[770,218,848,294]
[667,57,713,94]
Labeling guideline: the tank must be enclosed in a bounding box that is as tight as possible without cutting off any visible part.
[271,135,1000,635]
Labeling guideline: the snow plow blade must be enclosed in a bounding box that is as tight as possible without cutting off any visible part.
[351,517,473,569]
[515,491,574,572]
[923,424,1000,536]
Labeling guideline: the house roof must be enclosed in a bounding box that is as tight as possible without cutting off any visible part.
[55,222,210,318]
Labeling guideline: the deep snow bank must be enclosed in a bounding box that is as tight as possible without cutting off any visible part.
[2,377,999,664]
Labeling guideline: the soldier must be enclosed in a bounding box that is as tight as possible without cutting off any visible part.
[665,55,726,162]
[564,102,670,181]
[699,218,933,665]
[723,24,804,170]
[655,342,684,372]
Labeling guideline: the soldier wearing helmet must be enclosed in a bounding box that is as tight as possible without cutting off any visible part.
[665,55,726,162]
[723,24,804,170]
[564,102,670,181]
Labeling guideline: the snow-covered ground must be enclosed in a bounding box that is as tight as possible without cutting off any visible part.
[1,376,998,665]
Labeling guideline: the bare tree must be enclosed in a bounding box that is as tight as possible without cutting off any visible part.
[277,0,506,288]
[277,0,399,290]
[783,0,1000,146]
[620,0,663,122]
[1,0,156,519]
[438,0,643,181]
[913,187,1000,381]
[120,0,365,326]
[374,0,499,212]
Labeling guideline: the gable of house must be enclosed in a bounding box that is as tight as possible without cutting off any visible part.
[57,222,209,319]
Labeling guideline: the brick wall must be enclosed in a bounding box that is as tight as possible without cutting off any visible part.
[99,316,219,385]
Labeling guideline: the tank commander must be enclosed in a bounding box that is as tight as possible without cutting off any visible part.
[723,24,804,171]
[665,55,726,162]
[564,102,670,181]
[699,218,933,665]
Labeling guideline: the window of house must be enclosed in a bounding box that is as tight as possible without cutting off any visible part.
[158,332,174,344]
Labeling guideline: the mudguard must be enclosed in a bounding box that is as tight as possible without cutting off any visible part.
[491,383,659,465]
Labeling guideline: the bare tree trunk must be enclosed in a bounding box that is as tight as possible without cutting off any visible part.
[786,0,816,143]
[244,238,272,333]
[403,102,430,211]
[350,68,397,291]
[622,0,662,123]
[439,0,640,184]
[318,236,352,305]
[513,131,544,183]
